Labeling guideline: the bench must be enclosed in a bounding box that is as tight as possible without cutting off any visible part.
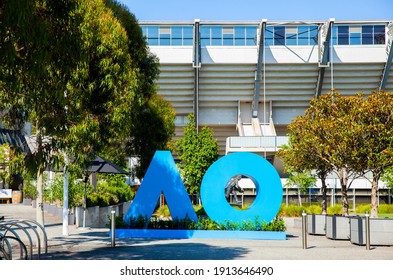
[0,189,12,204]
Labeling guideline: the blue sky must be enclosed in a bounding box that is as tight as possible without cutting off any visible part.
[121,0,393,21]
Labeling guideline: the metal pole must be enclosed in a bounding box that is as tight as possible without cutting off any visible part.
[111,210,116,247]
[365,211,370,250]
[302,210,307,249]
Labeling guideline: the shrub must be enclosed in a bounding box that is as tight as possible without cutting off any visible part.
[327,204,342,215]
[378,204,393,214]
[306,204,322,214]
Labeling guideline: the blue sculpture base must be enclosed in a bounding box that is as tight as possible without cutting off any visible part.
[111,229,286,240]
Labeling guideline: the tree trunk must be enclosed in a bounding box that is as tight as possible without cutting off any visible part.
[36,166,45,227]
[339,169,349,216]
[35,128,45,227]
[321,176,327,214]
[370,171,380,218]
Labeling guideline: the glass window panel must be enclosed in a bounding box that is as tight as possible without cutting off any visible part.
[337,26,349,45]
[201,38,210,46]
[148,38,158,45]
[171,27,182,39]
[200,26,211,39]
[160,34,170,46]
[148,26,159,38]
[223,34,234,46]
[246,38,256,46]
[265,38,274,46]
[235,26,245,39]
[172,38,182,46]
[297,26,309,45]
[183,26,193,39]
[235,38,245,46]
[362,25,373,44]
[246,26,257,40]
[374,25,385,44]
[183,38,193,46]
[286,33,297,45]
[332,26,338,45]
[141,26,148,37]
[350,33,361,45]
[274,26,285,45]
[265,26,274,39]
[211,26,222,45]
[309,26,318,45]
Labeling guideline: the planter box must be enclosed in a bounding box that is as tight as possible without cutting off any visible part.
[326,215,350,240]
[112,229,286,240]
[22,198,32,206]
[350,216,393,246]
[307,214,326,235]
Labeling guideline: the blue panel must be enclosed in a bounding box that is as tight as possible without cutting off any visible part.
[309,26,318,45]
[350,33,361,45]
[124,151,197,223]
[223,34,234,46]
[298,26,309,45]
[200,26,211,46]
[211,26,222,46]
[114,229,286,240]
[200,152,283,224]
[286,33,297,46]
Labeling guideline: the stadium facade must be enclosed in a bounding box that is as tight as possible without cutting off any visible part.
[140,19,393,205]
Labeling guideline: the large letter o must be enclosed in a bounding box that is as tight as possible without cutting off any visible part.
[200,152,282,224]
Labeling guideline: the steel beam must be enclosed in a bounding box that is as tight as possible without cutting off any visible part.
[315,19,334,98]
[193,19,201,130]
[379,23,393,91]
[252,20,267,118]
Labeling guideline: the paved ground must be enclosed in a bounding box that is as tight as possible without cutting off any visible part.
[1,203,392,260]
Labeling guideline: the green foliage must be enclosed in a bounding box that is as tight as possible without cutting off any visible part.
[279,204,306,217]
[87,174,133,207]
[381,166,393,190]
[327,204,342,215]
[120,215,286,232]
[176,114,219,194]
[285,171,316,194]
[44,174,84,208]
[355,204,393,214]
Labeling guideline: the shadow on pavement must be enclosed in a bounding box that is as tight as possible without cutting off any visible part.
[42,242,249,260]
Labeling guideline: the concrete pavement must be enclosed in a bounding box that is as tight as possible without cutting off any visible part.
[1,203,392,260]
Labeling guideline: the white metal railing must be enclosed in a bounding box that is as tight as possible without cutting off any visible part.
[227,136,289,150]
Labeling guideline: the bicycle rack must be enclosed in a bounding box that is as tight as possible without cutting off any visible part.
[0,219,48,260]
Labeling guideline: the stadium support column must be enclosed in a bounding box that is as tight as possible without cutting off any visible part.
[315,18,334,98]
[252,19,267,118]
[379,22,393,91]
[193,19,201,131]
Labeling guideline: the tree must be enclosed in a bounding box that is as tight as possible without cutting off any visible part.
[104,0,175,177]
[0,0,83,226]
[176,114,219,195]
[128,94,175,179]
[356,91,393,217]
[280,92,366,216]
[284,171,317,207]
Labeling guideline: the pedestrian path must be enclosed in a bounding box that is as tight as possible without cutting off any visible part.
[1,204,392,260]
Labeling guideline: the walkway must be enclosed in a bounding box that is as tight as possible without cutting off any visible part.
[0,204,392,260]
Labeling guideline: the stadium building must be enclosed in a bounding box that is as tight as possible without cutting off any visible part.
[140,19,393,205]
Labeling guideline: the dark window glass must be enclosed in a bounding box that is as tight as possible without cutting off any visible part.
[274,26,285,45]
[337,26,349,45]
[374,25,385,44]
[362,25,373,44]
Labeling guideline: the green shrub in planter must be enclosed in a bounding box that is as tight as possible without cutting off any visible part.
[327,204,342,215]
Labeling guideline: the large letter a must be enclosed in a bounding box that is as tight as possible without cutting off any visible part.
[124,151,197,223]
